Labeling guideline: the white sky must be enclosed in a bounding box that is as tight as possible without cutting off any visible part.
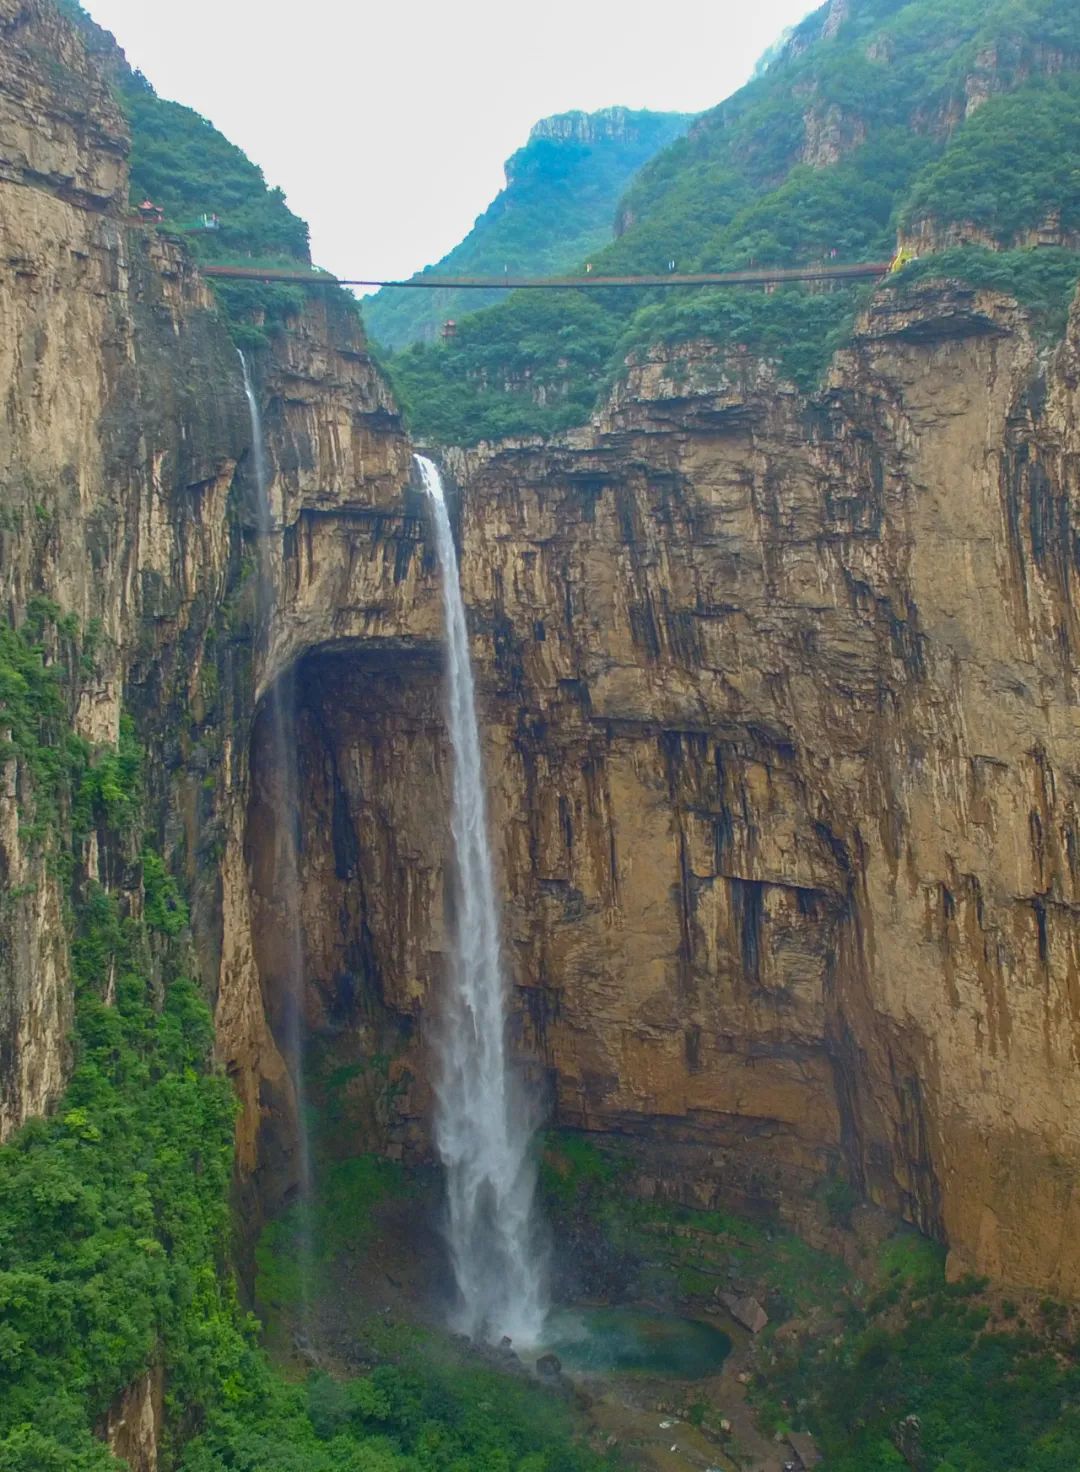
[83,0,816,289]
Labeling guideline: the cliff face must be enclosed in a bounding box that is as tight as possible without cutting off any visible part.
[6,0,1080,1326]
[440,286,1080,1293]
[525,107,676,150]
[0,0,219,1137]
[215,294,414,1194]
[248,280,1080,1297]
[0,0,411,1188]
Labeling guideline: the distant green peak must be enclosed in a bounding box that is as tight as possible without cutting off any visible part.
[363,105,693,350]
[526,106,693,147]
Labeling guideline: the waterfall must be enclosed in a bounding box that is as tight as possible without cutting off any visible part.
[239,351,272,553]
[239,350,313,1321]
[416,454,547,1346]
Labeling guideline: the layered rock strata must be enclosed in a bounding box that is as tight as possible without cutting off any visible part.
[4,0,1080,1320]
[0,0,411,1204]
[438,289,1080,1294]
[254,285,1080,1298]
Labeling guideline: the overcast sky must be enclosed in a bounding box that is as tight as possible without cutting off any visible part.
[83,0,816,288]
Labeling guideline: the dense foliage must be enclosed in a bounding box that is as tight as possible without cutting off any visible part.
[0,610,241,1469]
[363,110,690,351]
[384,0,1080,444]
[120,76,309,262]
[0,598,92,851]
[902,75,1080,240]
[180,1349,612,1472]
[55,0,308,262]
[387,291,624,443]
[764,1259,1080,1471]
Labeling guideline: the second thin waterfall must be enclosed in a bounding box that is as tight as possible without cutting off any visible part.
[239,350,314,1325]
[416,454,547,1346]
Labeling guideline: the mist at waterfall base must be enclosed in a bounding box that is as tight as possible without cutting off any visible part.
[239,350,315,1325]
[416,454,548,1347]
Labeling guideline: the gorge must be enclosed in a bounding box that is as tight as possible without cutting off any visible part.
[3,0,1080,1467]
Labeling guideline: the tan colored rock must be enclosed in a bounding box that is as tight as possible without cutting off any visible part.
[102,1365,162,1472]
[6,0,1080,1343]
[434,283,1080,1297]
[0,0,413,1177]
[256,281,1080,1301]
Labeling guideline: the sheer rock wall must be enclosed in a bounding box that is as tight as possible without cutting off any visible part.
[251,282,1080,1297]
[438,291,1080,1292]
[0,0,413,1206]
[4,0,1080,1315]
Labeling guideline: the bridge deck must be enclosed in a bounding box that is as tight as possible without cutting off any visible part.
[201,262,892,290]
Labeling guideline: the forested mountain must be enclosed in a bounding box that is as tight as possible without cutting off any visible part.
[57,0,352,346]
[56,0,309,261]
[385,0,1080,444]
[362,108,691,351]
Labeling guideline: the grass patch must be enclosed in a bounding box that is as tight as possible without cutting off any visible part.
[255,1155,410,1311]
[878,1230,947,1294]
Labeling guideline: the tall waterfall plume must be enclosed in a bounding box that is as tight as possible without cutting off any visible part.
[416,453,547,1346]
[239,351,314,1320]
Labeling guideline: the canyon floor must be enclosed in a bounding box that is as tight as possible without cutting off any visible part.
[254,1160,826,1472]
[248,1129,1080,1471]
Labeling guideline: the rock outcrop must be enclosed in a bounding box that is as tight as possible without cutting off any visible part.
[526,107,672,150]
[102,1366,162,1472]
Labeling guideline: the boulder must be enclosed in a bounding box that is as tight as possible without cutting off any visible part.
[717,1291,769,1334]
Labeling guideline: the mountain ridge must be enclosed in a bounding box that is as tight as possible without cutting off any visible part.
[385,0,1080,445]
[362,106,692,350]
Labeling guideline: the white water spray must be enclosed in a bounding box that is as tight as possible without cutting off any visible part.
[238,351,272,554]
[239,351,314,1321]
[416,453,547,1346]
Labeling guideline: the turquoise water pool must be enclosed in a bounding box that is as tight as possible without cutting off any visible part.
[545,1307,732,1379]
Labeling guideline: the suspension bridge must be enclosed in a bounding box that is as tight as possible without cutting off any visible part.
[200,260,895,290]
